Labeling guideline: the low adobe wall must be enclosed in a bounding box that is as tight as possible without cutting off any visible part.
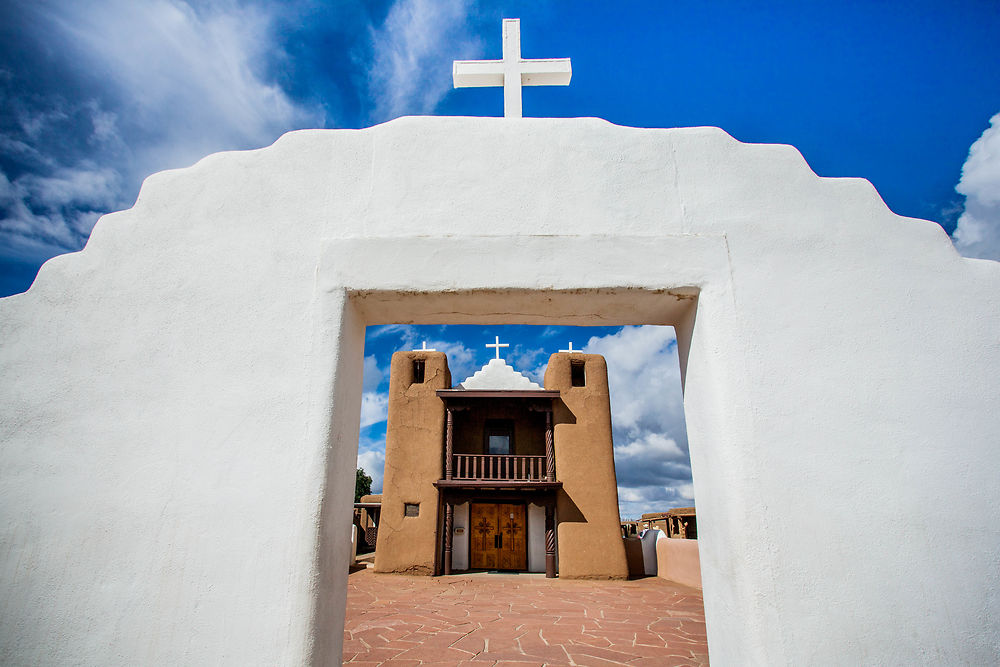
[657,538,702,590]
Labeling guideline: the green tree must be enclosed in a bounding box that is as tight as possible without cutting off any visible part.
[355,467,372,503]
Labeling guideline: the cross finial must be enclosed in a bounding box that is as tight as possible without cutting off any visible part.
[453,18,572,118]
[485,335,509,360]
[559,342,581,353]
[417,341,436,352]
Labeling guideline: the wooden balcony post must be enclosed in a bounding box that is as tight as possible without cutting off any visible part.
[445,407,454,480]
[545,500,556,578]
[545,409,555,482]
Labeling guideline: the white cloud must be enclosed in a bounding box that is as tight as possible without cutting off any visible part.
[511,345,547,383]
[952,112,1000,261]
[584,325,687,444]
[359,392,389,428]
[615,432,686,461]
[362,354,385,392]
[54,0,322,173]
[20,165,121,212]
[357,447,386,494]
[366,0,481,123]
[429,338,478,383]
[1,0,322,260]
[369,324,418,346]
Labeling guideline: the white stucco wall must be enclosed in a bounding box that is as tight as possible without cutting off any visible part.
[1,117,998,665]
[527,502,546,573]
[640,529,664,576]
[452,502,469,571]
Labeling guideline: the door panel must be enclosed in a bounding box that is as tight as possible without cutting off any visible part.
[470,503,498,570]
[498,504,527,570]
[469,503,526,571]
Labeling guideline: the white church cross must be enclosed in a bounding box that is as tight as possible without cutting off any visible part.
[452,18,572,119]
[417,341,436,351]
[559,342,581,353]
[486,335,509,359]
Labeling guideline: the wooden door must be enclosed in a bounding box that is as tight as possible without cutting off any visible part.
[497,504,527,570]
[470,503,499,569]
[469,503,526,571]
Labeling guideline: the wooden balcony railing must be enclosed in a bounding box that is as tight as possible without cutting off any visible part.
[452,454,548,481]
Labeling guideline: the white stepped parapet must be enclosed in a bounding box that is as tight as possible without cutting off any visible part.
[458,358,542,390]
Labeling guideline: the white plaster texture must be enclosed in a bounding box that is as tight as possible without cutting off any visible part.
[1,117,998,665]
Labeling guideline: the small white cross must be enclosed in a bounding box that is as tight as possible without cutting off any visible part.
[417,341,436,351]
[485,335,509,359]
[559,342,581,353]
[452,18,572,119]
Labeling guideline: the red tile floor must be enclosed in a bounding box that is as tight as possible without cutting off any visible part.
[343,567,709,666]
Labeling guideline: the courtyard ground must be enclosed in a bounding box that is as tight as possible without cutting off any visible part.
[343,567,709,666]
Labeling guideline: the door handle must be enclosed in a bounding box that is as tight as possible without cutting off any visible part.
[494,533,503,549]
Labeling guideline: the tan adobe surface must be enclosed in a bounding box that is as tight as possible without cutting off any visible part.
[545,353,629,579]
[375,351,451,575]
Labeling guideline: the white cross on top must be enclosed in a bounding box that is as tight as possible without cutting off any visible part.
[485,335,509,359]
[452,18,572,119]
[417,341,436,351]
[559,342,581,353]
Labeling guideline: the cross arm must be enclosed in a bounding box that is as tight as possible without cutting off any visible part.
[453,60,505,87]
[520,58,572,86]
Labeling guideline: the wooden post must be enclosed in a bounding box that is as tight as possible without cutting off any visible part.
[545,501,556,578]
[444,501,454,576]
[445,407,453,480]
[545,409,555,482]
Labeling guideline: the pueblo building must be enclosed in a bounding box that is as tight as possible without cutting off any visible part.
[374,339,628,579]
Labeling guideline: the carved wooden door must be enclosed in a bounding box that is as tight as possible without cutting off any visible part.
[469,503,526,570]
[470,503,499,569]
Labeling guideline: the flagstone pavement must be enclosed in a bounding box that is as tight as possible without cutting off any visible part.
[343,568,709,666]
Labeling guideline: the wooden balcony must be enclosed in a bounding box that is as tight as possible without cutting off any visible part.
[439,403,558,490]
[452,453,548,482]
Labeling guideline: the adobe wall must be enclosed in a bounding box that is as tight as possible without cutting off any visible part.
[374,351,450,575]
[545,353,629,579]
[0,117,997,664]
[657,537,702,590]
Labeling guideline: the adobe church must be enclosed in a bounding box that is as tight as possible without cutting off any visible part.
[375,341,626,579]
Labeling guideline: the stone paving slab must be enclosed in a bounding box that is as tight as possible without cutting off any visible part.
[343,569,708,666]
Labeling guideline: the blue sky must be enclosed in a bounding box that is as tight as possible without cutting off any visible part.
[2,1,999,516]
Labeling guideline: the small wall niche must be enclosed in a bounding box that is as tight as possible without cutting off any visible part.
[570,360,586,387]
[404,503,419,517]
[412,359,425,384]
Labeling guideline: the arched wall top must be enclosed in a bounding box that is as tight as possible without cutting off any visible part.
[11,116,984,307]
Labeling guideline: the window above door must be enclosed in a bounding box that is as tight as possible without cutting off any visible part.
[485,420,514,455]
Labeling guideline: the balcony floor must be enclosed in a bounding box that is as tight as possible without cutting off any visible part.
[434,480,563,496]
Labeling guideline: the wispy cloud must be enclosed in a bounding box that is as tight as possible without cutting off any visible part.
[952,111,1000,261]
[366,0,481,123]
[1,0,322,264]
[359,392,389,429]
[363,354,385,392]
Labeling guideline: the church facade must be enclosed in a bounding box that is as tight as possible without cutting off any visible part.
[374,345,628,579]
